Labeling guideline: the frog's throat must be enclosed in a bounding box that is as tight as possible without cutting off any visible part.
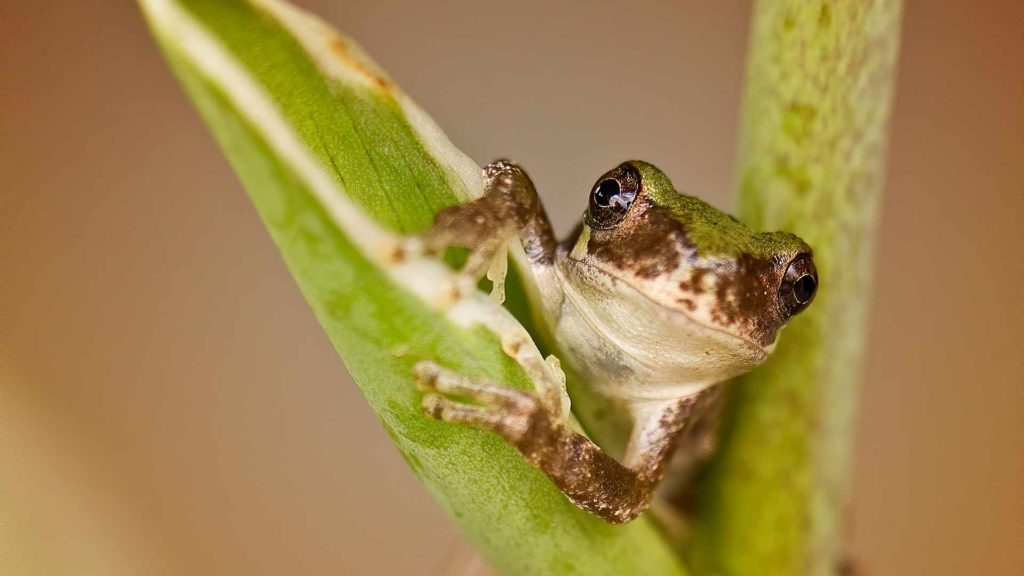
[562,255,775,360]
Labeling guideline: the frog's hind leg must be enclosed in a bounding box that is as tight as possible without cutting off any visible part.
[656,385,724,510]
[649,385,725,544]
[413,322,714,524]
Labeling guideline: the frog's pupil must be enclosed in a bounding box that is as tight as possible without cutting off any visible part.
[594,179,620,207]
[794,274,816,303]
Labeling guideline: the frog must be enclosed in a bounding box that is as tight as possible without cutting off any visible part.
[410,159,817,524]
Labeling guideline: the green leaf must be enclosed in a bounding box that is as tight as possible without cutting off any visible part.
[138,0,684,574]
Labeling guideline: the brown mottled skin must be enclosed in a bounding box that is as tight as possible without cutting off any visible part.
[417,360,716,523]
[579,163,814,348]
[414,160,817,524]
[422,161,556,274]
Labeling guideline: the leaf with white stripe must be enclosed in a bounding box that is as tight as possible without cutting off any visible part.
[139,0,685,574]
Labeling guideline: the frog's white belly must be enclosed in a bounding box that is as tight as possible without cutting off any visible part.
[551,260,766,402]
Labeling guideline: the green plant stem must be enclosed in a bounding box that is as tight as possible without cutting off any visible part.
[689,2,903,575]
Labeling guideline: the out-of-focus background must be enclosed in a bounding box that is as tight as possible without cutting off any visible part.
[3,1,1020,574]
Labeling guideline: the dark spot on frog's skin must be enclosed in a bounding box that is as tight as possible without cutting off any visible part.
[707,251,789,346]
[586,200,686,280]
[678,268,708,295]
[676,298,697,312]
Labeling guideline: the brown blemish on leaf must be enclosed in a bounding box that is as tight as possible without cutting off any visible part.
[327,35,393,92]
[386,243,407,264]
[442,283,462,306]
[504,337,523,356]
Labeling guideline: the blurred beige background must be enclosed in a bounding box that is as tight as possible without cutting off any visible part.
[3,1,1020,575]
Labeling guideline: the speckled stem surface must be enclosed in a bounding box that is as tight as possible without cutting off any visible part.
[689,2,902,575]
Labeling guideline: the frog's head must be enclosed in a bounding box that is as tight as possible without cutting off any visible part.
[562,161,817,381]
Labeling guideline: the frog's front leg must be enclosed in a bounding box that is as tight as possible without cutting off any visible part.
[415,353,711,524]
[411,160,557,300]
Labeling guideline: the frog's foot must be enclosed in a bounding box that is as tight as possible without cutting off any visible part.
[403,161,542,302]
[414,361,543,444]
[413,327,571,444]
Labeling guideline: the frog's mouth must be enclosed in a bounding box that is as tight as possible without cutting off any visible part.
[560,257,775,359]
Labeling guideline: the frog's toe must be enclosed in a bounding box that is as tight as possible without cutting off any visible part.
[486,249,509,304]
[420,392,533,441]
[421,393,504,429]
[483,158,526,185]
[413,361,533,410]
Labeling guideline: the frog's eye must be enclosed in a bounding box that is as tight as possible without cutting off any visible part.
[587,163,640,229]
[778,253,818,318]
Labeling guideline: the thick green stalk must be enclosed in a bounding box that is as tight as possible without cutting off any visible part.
[690,2,902,575]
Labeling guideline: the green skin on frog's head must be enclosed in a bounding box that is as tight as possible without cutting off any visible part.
[558,161,817,393]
